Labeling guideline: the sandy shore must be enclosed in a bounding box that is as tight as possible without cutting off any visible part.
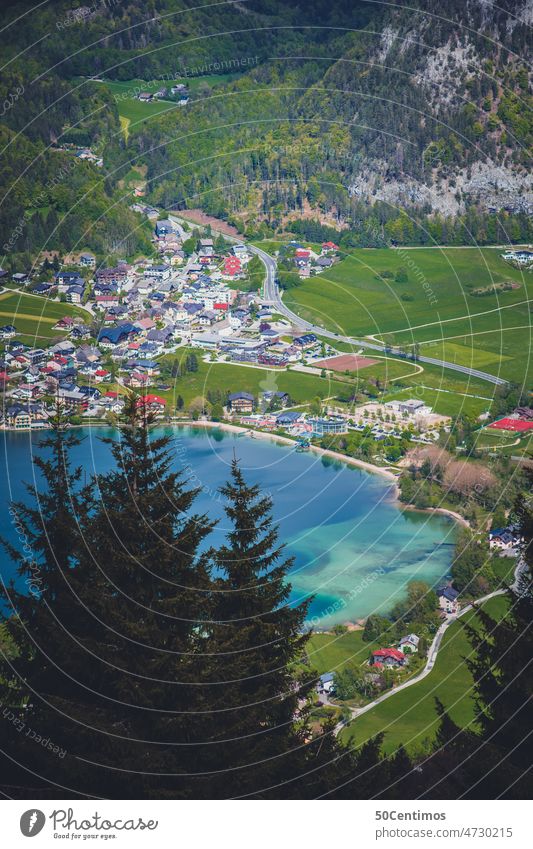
[399,501,470,528]
[172,419,400,483]
[5,417,466,529]
[184,422,471,529]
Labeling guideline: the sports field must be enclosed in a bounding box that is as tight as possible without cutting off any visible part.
[319,354,379,371]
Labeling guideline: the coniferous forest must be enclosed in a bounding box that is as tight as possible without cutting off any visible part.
[0,0,532,272]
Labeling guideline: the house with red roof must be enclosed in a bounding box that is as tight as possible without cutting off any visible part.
[223,256,242,277]
[136,394,166,414]
[322,241,339,253]
[371,648,406,668]
[54,316,75,330]
[94,368,111,383]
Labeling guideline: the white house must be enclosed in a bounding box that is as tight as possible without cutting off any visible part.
[501,249,533,265]
[317,673,335,695]
[399,634,420,654]
[144,264,171,281]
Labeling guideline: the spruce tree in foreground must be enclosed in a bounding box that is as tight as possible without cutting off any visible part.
[206,458,369,798]
[0,402,399,799]
[1,398,215,798]
[0,409,88,796]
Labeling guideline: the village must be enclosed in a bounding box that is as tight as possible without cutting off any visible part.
[0,216,452,449]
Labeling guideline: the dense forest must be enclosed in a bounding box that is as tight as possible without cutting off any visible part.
[0,0,531,270]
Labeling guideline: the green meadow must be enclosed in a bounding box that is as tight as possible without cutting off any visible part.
[98,75,240,138]
[307,629,379,676]
[284,247,532,386]
[0,291,88,343]
[112,350,357,410]
[341,595,510,755]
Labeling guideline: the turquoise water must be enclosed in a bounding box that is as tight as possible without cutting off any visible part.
[0,426,456,627]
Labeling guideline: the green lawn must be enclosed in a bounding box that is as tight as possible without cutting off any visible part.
[307,629,379,676]
[341,595,510,754]
[380,385,492,419]
[284,247,532,386]
[0,291,88,342]
[324,346,497,417]
[118,350,357,409]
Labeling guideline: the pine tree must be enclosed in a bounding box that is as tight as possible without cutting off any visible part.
[0,409,89,796]
[205,458,359,798]
[0,397,216,798]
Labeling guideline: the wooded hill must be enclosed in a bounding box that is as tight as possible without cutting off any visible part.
[0,0,531,266]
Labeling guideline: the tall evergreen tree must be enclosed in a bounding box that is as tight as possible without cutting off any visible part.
[0,398,215,798]
[205,458,360,798]
[0,409,88,796]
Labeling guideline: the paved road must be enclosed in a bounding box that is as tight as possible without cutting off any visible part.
[332,587,508,736]
[330,557,527,736]
[248,244,507,386]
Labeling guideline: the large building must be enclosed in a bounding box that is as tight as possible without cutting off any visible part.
[308,415,347,436]
[227,392,255,414]
[385,398,426,415]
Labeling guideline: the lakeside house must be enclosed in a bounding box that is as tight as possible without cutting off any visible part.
[399,634,420,654]
[437,586,459,615]
[308,415,347,436]
[371,648,407,668]
[489,526,521,553]
[227,392,255,414]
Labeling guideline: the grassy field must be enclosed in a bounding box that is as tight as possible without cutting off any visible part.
[473,426,532,457]
[110,351,359,410]
[283,247,532,387]
[380,385,492,419]
[323,337,499,417]
[340,595,510,754]
[307,629,379,676]
[0,291,88,342]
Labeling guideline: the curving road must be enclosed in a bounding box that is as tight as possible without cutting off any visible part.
[332,586,508,737]
[329,558,526,736]
[249,244,507,386]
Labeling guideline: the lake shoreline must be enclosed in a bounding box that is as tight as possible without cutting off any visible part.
[3,418,468,530]
[2,419,461,628]
[399,502,470,528]
[175,422,467,529]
